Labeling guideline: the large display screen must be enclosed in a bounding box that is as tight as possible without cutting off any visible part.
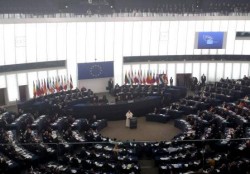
[236,32,250,40]
[197,32,224,49]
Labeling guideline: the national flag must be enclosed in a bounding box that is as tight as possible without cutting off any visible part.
[156,74,159,84]
[39,80,43,95]
[58,76,62,91]
[164,72,168,84]
[149,71,153,84]
[33,81,36,98]
[70,75,73,90]
[36,80,40,96]
[127,72,131,85]
[134,71,139,84]
[55,76,60,92]
[47,78,50,94]
[138,70,142,84]
[63,76,67,90]
[125,71,129,84]
[130,71,134,84]
[159,72,164,85]
[147,70,152,84]
[60,76,63,91]
[54,77,58,92]
[50,77,55,93]
[151,73,156,84]
[57,76,60,91]
[142,71,146,84]
[40,80,44,95]
[146,71,149,84]
[43,79,47,95]
[67,76,70,90]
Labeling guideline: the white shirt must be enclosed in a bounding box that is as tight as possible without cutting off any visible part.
[126,111,133,119]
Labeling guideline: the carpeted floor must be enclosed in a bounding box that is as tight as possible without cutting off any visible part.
[100,117,182,142]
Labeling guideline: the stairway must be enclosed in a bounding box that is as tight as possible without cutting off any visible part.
[139,159,159,174]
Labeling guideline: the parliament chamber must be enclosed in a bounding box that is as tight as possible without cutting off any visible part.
[0,0,250,173]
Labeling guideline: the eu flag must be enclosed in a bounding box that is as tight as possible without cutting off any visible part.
[78,61,114,80]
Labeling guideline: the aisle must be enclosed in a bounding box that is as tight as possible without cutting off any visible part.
[139,159,158,174]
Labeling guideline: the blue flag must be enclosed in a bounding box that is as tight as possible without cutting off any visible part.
[78,61,114,80]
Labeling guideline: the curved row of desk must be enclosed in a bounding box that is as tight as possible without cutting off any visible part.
[18,86,187,121]
[72,96,161,120]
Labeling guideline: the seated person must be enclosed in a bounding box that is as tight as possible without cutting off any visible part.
[92,96,98,104]
[113,144,120,155]
[129,94,134,100]
[87,89,94,97]
[88,115,97,125]
[63,128,74,142]
[24,128,32,142]
[124,94,129,101]
[0,107,6,114]
[99,95,108,104]
[243,75,249,80]
[22,127,38,143]
[42,130,56,143]
[222,102,227,109]
[244,95,249,100]
[153,107,159,114]
[81,86,87,92]
[170,103,179,110]
[114,83,119,89]
[115,95,122,103]
[238,101,246,108]
[67,115,75,125]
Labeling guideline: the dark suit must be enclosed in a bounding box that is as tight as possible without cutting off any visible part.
[170,78,173,86]
[108,79,114,93]
[201,75,206,86]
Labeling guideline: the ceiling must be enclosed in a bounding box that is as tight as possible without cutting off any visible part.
[0,0,249,15]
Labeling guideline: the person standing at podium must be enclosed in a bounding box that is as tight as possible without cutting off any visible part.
[125,110,133,127]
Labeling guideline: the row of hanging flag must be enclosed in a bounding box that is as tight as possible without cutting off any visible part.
[124,70,168,85]
[33,75,73,97]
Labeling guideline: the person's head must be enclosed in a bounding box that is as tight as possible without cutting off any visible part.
[18,108,22,112]
[27,127,31,133]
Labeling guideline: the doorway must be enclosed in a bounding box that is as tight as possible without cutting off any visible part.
[176,73,192,88]
[19,85,28,102]
[0,88,6,106]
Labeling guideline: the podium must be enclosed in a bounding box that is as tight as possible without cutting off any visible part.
[129,117,137,129]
